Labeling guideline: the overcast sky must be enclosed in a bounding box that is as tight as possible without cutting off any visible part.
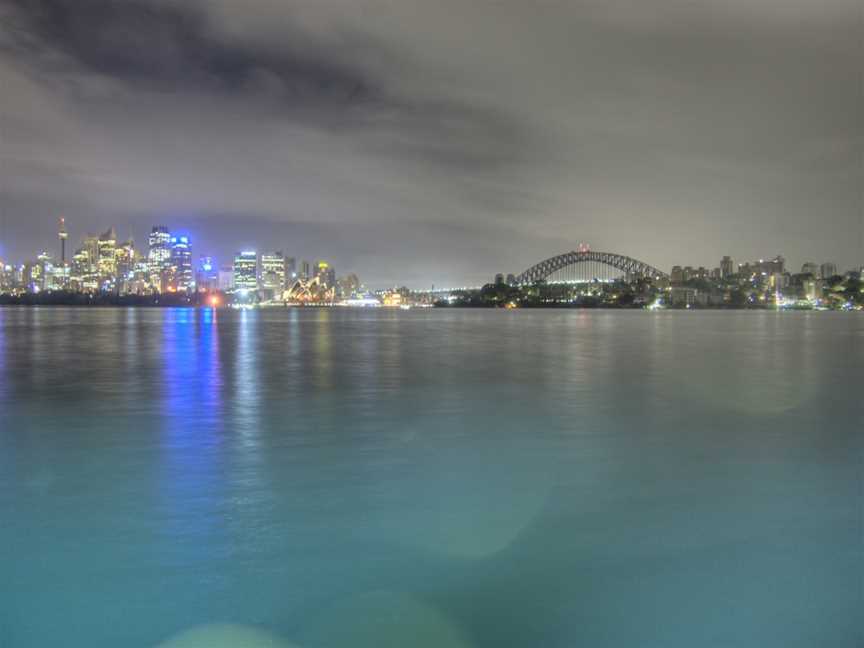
[1,0,861,286]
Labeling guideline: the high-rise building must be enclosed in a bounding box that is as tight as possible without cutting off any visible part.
[260,251,286,292]
[170,235,193,292]
[218,266,234,291]
[196,256,217,291]
[315,261,335,288]
[801,262,819,277]
[233,251,258,291]
[756,256,785,275]
[720,256,734,279]
[337,273,361,298]
[97,228,117,285]
[148,226,172,287]
[819,262,838,280]
[299,260,311,281]
[115,240,136,292]
[670,266,684,284]
[285,257,297,282]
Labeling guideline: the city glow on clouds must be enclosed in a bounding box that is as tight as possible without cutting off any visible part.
[0,0,861,286]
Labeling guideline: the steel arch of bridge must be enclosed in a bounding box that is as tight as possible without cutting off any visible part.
[515,250,668,284]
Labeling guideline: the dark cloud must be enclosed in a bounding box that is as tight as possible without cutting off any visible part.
[5,0,375,106]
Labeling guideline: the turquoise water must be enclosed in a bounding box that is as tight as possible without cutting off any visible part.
[0,307,861,647]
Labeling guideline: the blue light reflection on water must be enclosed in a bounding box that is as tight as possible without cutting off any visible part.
[156,308,231,607]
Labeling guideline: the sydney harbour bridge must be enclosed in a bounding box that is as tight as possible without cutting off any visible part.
[513,247,667,285]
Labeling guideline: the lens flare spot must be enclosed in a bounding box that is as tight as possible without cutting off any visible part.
[156,623,299,648]
[301,590,473,648]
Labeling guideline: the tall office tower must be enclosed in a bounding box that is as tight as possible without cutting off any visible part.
[670,266,684,284]
[285,257,297,282]
[148,226,171,271]
[196,256,217,291]
[299,260,311,281]
[147,226,172,291]
[819,262,838,280]
[233,251,258,291]
[720,256,734,279]
[260,251,286,292]
[170,236,193,291]
[218,266,234,291]
[315,261,335,288]
[801,262,819,277]
[98,227,117,282]
[114,240,135,291]
[58,217,68,264]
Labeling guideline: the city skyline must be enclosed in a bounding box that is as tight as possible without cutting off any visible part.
[0,215,859,292]
[1,0,861,287]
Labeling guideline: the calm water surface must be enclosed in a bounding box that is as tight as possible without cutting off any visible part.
[0,307,861,647]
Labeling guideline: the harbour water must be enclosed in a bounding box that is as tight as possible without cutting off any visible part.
[0,307,861,647]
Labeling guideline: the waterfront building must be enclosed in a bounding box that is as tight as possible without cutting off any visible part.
[170,236,193,292]
[218,266,234,291]
[97,228,117,286]
[802,278,822,302]
[315,261,336,288]
[115,240,136,290]
[196,257,217,291]
[148,226,172,289]
[757,256,785,275]
[337,273,361,298]
[261,252,286,292]
[233,251,258,291]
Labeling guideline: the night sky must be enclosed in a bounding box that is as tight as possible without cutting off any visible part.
[1,0,861,287]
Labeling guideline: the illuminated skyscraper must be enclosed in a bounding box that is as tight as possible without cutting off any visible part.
[148,225,171,268]
[196,256,217,291]
[97,228,117,272]
[170,235,193,292]
[233,251,258,291]
[315,261,335,288]
[261,251,286,292]
[720,256,734,279]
